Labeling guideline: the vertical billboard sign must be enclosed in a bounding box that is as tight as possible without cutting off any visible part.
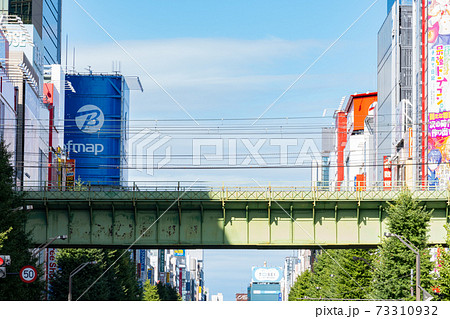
[179,269,183,296]
[148,268,153,285]
[66,159,75,188]
[383,156,392,190]
[427,1,450,188]
[139,250,145,277]
[158,249,165,278]
[409,127,413,158]
[46,248,57,299]
[64,75,127,186]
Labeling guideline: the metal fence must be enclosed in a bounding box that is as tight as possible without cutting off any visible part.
[18,180,450,194]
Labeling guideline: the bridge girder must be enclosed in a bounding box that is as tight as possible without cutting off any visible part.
[22,190,450,249]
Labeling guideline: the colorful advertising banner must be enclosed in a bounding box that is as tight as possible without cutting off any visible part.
[428,1,450,187]
[383,156,392,190]
[66,159,75,188]
[174,250,185,256]
[64,75,128,186]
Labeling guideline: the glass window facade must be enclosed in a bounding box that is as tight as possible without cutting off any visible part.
[42,0,61,64]
[387,0,412,14]
[5,0,61,64]
[8,0,32,24]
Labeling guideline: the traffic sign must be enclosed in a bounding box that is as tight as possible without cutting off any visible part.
[19,265,37,283]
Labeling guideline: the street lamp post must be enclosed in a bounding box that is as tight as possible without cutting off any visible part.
[384,232,420,301]
[68,261,96,301]
[32,235,68,258]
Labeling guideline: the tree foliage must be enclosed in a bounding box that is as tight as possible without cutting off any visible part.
[289,249,374,301]
[0,139,44,300]
[288,269,312,300]
[371,192,433,300]
[435,225,450,300]
[289,192,435,301]
[48,248,141,301]
[142,280,160,301]
[141,281,181,301]
[156,281,182,301]
[0,227,12,250]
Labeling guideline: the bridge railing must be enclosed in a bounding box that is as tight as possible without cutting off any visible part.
[19,180,450,194]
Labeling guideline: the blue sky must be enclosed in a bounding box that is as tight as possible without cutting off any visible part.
[62,0,386,300]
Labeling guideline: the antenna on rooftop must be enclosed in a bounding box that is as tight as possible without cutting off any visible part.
[65,34,68,73]
[72,47,76,72]
[112,60,121,74]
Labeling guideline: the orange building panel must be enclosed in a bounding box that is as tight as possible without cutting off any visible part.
[345,92,377,131]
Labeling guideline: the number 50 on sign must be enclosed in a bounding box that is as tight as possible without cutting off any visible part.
[20,266,37,283]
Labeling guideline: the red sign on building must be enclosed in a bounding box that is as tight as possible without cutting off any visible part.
[383,156,392,190]
[235,293,248,301]
[355,174,366,191]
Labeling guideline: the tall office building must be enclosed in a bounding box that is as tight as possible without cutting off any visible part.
[1,0,62,65]
[376,0,417,186]
[0,29,16,160]
[1,0,62,188]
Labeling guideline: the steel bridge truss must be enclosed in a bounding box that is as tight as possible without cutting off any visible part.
[23,188,450,249]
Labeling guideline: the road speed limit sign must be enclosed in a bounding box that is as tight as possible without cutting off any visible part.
[19,265,37,283]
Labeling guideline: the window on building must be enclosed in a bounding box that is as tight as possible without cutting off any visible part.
[8,0,33,24]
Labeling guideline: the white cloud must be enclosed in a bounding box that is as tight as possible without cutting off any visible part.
[70,37,374,120]
[73,36,373,183]
[74,37,323,74]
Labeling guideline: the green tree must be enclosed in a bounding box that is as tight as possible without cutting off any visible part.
[0,139,44,300]
[371,192,433,300]
[307,250,337,299]
[156,282,182,301]
[434,225,450,300]
[49,248,141,301]
[104,250,141,301]
[305,249,374,300]
[289,249,374,301]
[288,269,313,301]
[327,249,374,300]
[0,227,12,250]
[142,280,160,301]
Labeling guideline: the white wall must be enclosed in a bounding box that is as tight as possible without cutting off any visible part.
[0,69,16,160]
[344,134,365,190]
[23,82,48,189]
